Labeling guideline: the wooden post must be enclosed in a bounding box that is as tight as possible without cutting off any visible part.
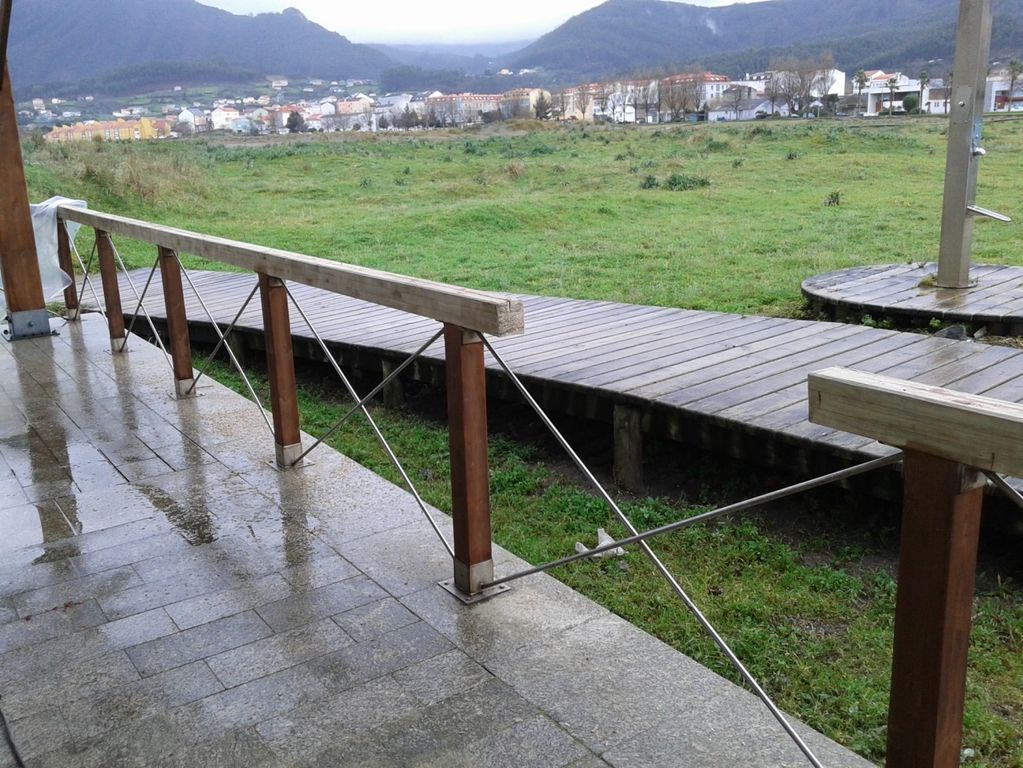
[56,218,79,320]
[886,450,983,768]
[381,358,405,409]
[258,272,302,467]
[806,367,1023,768]
[444,323,493,595]
[0,62,49,339]
[158,247,194,397]
[95,230,126,349]
[613,404,644,491]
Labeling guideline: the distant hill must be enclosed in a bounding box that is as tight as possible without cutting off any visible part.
[502,0,1023,81]
[8,0,394,91]
[371,41,534,75]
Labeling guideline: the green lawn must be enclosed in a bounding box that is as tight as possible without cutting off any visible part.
[24,117,1023,317]
[24,119,1023,766]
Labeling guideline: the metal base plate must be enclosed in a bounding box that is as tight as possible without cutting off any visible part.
[438,579,511,605]
[4,308,53,340]
[266,458,314,471]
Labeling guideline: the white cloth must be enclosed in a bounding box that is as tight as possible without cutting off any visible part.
[0,196,88,316]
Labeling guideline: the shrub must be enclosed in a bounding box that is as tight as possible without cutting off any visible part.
[505,160,526,178]
[640,175,660,189]
[825,190,842,206]
[786,150,799,160]
[664,173,710,191]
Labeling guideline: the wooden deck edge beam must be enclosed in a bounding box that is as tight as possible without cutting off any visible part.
[57,206,524,337]
[808,365,1023,477]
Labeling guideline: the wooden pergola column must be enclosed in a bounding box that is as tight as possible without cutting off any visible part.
[0,62,49,339]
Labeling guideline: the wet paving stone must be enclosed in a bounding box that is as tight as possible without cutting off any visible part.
[254,575,386,633]
[0,598,107,654]
[390,648,493,707]
[98,568,227,621]
[197,663,331,731]
[331,596,419,642]
[205,616,353,689]
[14,565,142,618]
[305,620,453,693]
[255,676,421,764]
[126,610,272,677]
[163,573,294,631]
[62,660,223,744]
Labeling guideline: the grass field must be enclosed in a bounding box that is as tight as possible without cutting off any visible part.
[23,118,1023,766]
[24,116,1023,316]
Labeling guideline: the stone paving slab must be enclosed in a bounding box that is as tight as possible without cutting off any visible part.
[0,316,874,767]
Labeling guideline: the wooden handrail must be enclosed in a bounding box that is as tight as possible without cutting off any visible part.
[57,205,525,337]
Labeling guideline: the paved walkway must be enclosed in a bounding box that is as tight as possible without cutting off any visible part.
[0,316,871,767]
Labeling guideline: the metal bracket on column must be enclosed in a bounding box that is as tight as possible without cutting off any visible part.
[3,308,53,340]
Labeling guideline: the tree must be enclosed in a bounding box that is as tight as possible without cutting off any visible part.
[854,69,868,115]
[285,110,305,133]
[534,93,552,120]
[765,73,784,115]
[902,93,919,113]
[886,76,899,114]
[1008,58,1023,111]
[918,69,930,113]
[724,86,746,121]
[378,115,389,130]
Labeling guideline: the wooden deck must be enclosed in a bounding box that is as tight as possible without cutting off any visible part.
[803,262,1023,333]
[107,269,1023,480]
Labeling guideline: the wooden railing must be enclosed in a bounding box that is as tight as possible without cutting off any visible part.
[809,367,1023,768]
[56,204,525,598]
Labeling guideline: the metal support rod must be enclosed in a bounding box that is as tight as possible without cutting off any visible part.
[284,285,455,559]
[481,337,825,768]
[176,257,273,437]
[484,452,904,590]
[72,239,105,321]
[113,249,171,364]
[291,327,444,465]
[982,470,1023,511]
[186,282,259,394]
[936,0,993,288]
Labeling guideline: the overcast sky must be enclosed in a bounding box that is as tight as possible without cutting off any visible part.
[197,0,746,44]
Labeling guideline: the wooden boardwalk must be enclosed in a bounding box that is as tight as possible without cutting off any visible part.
[109,269,1023,477]
[803,262,1023,332]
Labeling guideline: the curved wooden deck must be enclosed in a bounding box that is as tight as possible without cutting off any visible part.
[112,269,1023,481]
[803,262,1023,333]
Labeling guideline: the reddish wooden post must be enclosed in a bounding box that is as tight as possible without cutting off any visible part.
[56,218,80,320]
[95,229,126,349]
[158,246,194,397]
[886,450,983,768]
[258,272,302,467]
[0,62,49,339]
[444,323,493,595]
[807,368,1011,768]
